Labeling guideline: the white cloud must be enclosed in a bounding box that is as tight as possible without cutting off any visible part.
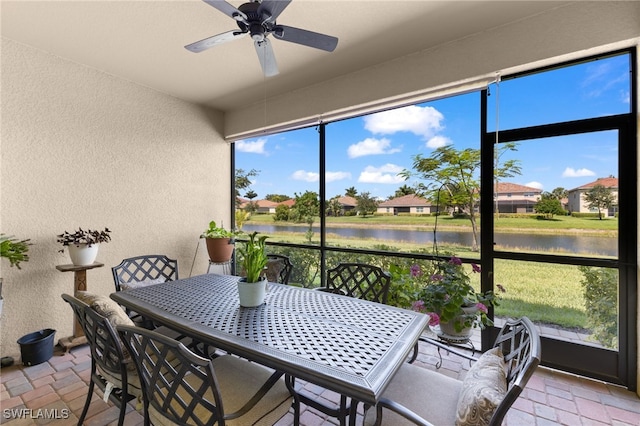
[562,167,596,178]
[358,164,405,184]
[326,171,351,182]
[235,138,267,154]
[291,170,319,182]
[347,138,400,158]
[364,105,444,140]
[525,181,544,190]
[426,135,451,149]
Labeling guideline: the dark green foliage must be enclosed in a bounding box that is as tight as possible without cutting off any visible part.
[578,266,618,348]
[273,204,290,221]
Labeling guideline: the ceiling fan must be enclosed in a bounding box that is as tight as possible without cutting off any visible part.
[185,0,339,77]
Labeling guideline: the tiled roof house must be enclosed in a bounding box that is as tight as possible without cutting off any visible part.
[567,177,618,216]
[377,194,433,215]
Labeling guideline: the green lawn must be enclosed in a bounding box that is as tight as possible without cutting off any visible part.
[246,212,618,235]
[243,213,616,333]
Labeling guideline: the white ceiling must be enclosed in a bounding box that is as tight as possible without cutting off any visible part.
[2,1,572,112]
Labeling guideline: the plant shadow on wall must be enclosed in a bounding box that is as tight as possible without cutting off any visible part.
[391,256,504,337]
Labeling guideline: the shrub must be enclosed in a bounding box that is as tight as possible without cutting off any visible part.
[578,266,618,348]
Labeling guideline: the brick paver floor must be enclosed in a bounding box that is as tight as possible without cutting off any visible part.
[1,340,639,425]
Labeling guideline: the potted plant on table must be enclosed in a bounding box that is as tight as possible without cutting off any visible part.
[201,220,238,263]
[397,256,503,340]
[56,227,111,266]
[236,231,269,307]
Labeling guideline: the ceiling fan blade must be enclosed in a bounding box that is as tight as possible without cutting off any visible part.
[257,0,292,22]
[254,38,279,77]
[185,30,246,53]
[272,25,338,52]
[201,0,247,21]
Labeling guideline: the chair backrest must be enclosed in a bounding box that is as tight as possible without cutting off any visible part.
[117,325,225,425]
[490,317,541,425]
[265,254,293,284]
[112,254,178,291]
[325,263,391,303]
[61,293,131,389]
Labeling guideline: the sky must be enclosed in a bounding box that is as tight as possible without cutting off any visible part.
[235,53,630,201]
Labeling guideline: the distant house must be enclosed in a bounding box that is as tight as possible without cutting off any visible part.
[567,177,618,216]
[377,194,433,215]
[494,182,543,213]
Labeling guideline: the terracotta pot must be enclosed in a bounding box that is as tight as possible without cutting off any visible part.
[205,237,234,263]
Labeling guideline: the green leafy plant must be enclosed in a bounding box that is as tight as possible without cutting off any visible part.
[238,232,268,283]
[0,234,32,269]
[579,265,617,348]
[398,256,502,332]
[56,227,111,252]
[201,221,238,239]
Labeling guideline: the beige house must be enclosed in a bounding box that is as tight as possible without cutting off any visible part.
[1,2,639,392]
[494,182,543,214]
[377,194,433,215]
[567,177,619,216]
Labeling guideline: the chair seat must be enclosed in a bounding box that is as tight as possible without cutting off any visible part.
[149,354,292,426]
[363,363,461,426]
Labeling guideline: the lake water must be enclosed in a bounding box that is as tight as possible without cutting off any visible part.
[244,224,617,257]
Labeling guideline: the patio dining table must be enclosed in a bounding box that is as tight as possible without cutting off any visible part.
[110,273,428,423]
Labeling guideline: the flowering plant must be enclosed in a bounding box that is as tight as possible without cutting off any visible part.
[397,256,502,332]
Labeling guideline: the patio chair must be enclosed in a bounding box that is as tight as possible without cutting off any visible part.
[111,254,178,291]
[292,263,391,425]
[61,293,142,426]
[111,254,178,328]
[117,325,294,426]
[363,316,541,426]
[265,254,294,284]
[319,262,391,303]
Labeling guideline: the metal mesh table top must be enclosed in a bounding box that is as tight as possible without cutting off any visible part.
[111,274,428,404]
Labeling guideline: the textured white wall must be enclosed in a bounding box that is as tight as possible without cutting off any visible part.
[0,38,229,358]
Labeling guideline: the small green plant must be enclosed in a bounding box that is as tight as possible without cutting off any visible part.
[201,221,237,239]
[0,234,32,269]
[56,227,111,252]
[238,232,268,283]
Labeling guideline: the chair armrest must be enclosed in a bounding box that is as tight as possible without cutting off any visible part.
[370,397,435,426]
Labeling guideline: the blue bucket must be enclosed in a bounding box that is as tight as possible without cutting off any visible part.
[17,329,56,366]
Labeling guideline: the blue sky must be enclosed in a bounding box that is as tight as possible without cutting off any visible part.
[236,53,630,200]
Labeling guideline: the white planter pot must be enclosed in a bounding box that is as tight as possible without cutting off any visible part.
[237,278,267,307]
[68,244,99,266]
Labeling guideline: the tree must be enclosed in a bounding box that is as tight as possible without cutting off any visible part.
[265,194,291,202]
[235,168,259,206]
[273,204,290,221]
[293,191,319,242]
[356,192,378,217]
[326,196,342,217]
[244,190,258,200]
[393,184,415,198]
[345,187,358,197]
[493,142,522,215]
[534,192,565,219]
[551,187,568,200]
[584,184,616,219]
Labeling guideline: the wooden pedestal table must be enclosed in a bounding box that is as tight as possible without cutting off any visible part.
[56,262,104,352]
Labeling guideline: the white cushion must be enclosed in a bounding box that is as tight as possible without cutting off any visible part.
[364,363,462,425]
[120,277,165,291]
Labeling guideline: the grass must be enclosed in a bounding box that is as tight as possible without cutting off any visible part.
[247,212,618,235]
[243,214,613,331]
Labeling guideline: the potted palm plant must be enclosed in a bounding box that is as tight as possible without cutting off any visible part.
[201,221,238,263]
[56,227,111,266]
[236,231,268,307]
